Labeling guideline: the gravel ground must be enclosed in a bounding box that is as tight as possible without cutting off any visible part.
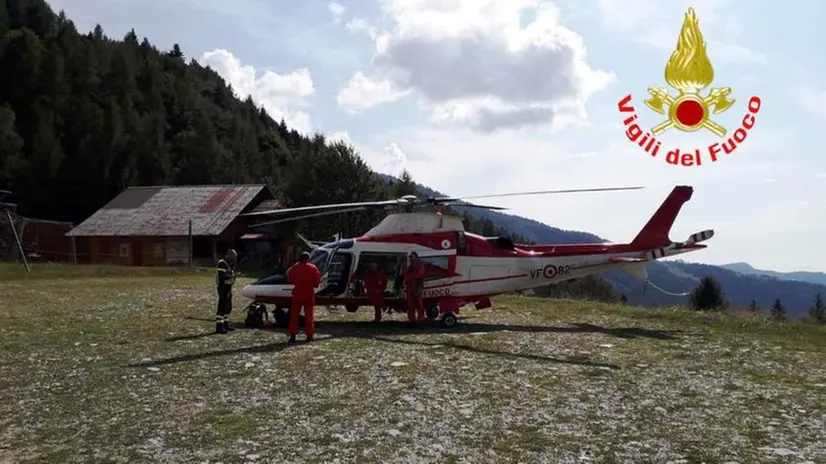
[1,266,824,463]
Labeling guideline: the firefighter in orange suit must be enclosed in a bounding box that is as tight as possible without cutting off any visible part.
[363,261,389,323]
[286,251,322,343]
[404,252,426,323]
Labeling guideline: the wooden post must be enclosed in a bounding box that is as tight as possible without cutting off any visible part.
[188,220,193,267]
[5,209,30,274]
[70,235,77,264]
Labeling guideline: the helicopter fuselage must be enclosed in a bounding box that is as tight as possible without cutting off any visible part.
[240,228,706,310]
[240,186,712,327]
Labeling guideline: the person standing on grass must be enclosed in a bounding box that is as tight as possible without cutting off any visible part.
[286,251,322,343]
[404,251,426,324]
[215,249,238,334]
[363,261,389,323]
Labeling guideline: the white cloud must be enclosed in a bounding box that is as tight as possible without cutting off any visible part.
[328,2,345,22]
[382,143,408,176]
[327,131,352,146]
[336,72,411,113]
[199,49,314,134]
[345,17,378,39]
[335,0,614,132]
[594,0,765,65]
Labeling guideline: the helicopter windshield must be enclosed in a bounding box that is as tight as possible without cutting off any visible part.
[309,248,329,270]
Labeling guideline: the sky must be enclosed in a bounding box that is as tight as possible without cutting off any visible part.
[46,0,826,272]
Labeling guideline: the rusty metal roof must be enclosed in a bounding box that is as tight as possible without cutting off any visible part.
[249,198,281,213]
[67,184,270,237]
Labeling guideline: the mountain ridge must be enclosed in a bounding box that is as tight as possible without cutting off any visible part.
[719,262,826,286]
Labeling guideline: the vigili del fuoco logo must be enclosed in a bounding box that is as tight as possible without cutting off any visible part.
[617,7,761,167]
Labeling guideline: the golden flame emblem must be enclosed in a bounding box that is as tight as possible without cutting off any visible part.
[644,8,734,137]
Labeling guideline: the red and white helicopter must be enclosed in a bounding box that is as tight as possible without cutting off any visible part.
[239,185,713,328]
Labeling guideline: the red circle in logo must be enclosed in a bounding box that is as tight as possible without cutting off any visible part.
[542,265,557,279]
[675,100,704,127]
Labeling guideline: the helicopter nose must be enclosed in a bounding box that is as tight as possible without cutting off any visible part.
[241,284,256,299]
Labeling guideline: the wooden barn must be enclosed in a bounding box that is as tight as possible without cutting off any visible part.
[66,184,296,267]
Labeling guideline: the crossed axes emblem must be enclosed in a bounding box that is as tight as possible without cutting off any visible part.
[644,87,735,137]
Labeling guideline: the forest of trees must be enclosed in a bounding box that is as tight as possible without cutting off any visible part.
[688,275,825,324]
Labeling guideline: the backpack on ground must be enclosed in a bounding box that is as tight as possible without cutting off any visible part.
[244,302,269,329]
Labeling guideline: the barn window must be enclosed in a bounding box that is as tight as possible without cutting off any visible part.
[119,243,132,258]
[153,243,164,258]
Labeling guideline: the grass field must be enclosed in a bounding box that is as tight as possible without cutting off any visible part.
[1,263,825,463]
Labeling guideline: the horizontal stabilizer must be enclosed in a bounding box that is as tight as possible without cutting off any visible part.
[685,229,714,244]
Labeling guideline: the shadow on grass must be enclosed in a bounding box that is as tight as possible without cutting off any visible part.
[130,317,698,369]
[371,336,622,369]
[312,320,696,341]
[167,318,691,343]
[131,340,296,367]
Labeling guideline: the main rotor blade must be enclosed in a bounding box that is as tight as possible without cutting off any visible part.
[442,202,509,210]
[248,206,371,227]
[430,186,644,203]
[295,233,320,250]
[241,199,401,217]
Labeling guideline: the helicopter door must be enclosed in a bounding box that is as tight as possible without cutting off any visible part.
[415,251,456,298]
[316,251,353,297]
[312,241,343,295]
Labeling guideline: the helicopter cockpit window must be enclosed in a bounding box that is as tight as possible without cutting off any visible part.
[308,249,329,269]
[418,255,452,281]
[317,252,352,296]
[420,255,449,271]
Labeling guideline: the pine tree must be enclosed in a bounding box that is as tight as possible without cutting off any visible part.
[809,293,825,324]
[689,276,728,311]
[770,299,786,321]
[0,104,24,184]
[748,299,758,312]
[168,43,184,60]
[391,169,417,197]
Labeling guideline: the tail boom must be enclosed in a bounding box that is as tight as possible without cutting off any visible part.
[505,185,713,289]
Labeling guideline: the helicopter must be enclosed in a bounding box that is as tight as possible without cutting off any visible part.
[239,185,713,328]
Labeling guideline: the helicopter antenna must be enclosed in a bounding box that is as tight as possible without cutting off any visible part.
[0,191,30,274]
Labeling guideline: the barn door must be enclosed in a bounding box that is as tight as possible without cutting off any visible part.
[133,241,143,266]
